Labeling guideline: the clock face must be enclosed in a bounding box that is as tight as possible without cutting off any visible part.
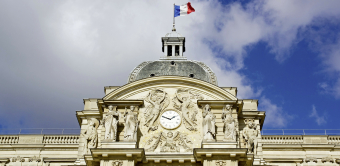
[160,110,181,129]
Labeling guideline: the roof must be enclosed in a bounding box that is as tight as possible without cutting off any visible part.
[127,60,218,85]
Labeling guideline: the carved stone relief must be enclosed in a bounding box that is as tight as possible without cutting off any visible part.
[215,160,226,166]
[322,157,335,163]
[144,89,169,131]
[222,104,238,141]
[111,160,123,166]
[102,105,121,141]
[202,104,216,142]
[28,156,41,162]
[123,106,139,142]
[242,119,259,154]
[305,157,317,163]
[82,118,99,155]
[145,131,192,152]
[11,156,24,162]
[173,89,203,131]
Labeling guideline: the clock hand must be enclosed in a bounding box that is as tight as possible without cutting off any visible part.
[162,116,171,120]
[170,115,177,120]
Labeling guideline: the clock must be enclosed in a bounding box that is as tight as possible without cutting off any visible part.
[160,110,181,129]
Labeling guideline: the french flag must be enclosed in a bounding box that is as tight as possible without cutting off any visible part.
[174,2,195,17]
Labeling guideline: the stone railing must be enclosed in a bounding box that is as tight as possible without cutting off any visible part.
[43,135,79,144]
[0,135,79,144]
[0,136,19,144]
[328,136,340,145]
[262,135,304,144]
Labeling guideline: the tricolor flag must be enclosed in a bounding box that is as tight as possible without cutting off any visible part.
[174,2,195,17]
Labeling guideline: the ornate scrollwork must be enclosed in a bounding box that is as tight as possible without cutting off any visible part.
[144,89,170,132]
[12,156,24,162]
[173,89,203,131]
[322,157,334,163]
[215,160,226,166]
[145,131,192,152]
[112,160,123,166]
[305,157,317,163]
[28,156,41,162]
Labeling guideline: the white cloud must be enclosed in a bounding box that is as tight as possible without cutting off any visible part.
[259,97,290,128]
[0,0,340,128]
[309,105,326,125]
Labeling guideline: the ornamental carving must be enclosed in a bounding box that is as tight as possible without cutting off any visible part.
[144,89,170,132]
[242,119,259,154]
[322,157,334,163]
[305,157,317,163]
[215,160,226,166]
[202,104,216,142]
[222,104,238,141]
[12,156,24,162]
[123,106,139,142]
[173,89,203,131]
[29,156,41,162]
[112,160,123,166]
[82,118,99,155]
[145,131,192,152]
[102,105,121,141]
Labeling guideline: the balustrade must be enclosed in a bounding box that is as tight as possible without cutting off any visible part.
[262,135,303,144]
[328,136,340,145]
[0,136,19,144]
[43,135,79,144]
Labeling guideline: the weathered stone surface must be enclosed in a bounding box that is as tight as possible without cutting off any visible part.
[18,135,43,144]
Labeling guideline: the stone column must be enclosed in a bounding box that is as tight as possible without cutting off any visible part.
[172,45,175,56]
[164,44,167,56]
[179,45,183,56]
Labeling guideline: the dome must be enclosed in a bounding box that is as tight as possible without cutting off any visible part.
[127,60,218,85]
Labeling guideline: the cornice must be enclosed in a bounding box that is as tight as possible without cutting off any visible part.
[104,76,237,100]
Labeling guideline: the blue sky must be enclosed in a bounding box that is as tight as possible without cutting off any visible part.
[0,0,339,133]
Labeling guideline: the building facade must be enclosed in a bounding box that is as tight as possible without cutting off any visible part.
[0,30,340,166]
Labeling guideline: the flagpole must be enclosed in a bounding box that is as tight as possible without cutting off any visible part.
[173,3,176,31]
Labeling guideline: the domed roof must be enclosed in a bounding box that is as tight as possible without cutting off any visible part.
[127,60,218,85]
[165,31,183,37]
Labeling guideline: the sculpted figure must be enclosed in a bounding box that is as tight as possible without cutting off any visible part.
[173,89,203,131]
[123,106,139,142]
[160,132,180,152]
[202,104,216,141]
[242,119,259,154]
[146,131,192,152]
[222,104,238,141]
[82,118,99,155]
[144,89,169,131]
[102,105,121,141]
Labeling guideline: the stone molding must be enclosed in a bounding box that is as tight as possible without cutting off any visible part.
[103,76,237,101]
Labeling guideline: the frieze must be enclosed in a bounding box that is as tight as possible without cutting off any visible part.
[145,131,192,152]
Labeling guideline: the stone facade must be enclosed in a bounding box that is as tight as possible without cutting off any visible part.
[1,30,340,166]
